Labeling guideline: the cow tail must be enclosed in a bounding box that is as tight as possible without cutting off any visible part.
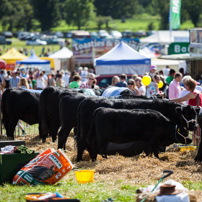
[75,100,83,145]
[87,108,99,145]
[1,89,10,124]
[40,88,49,133]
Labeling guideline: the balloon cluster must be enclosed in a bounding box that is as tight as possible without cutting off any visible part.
[142,75,164,88]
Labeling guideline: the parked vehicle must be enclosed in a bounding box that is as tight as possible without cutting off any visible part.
[90,32,99,39]
[66,31,73,38]
[98,30,110,39]
[26,39,47,45]
[133,30,147,38]
[122,30,133,38]
[0,35,12,45]
[54,31,64,38]
[96,74,132,89]
[2,31,13,38]
[72,30,91,39]
[110,30,122,39]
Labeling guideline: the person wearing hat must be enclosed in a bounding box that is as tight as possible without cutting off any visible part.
[149,65,157,82]
[10,71,20,88]
[166,69,176,85]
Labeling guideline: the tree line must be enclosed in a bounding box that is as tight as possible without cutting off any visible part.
[0,0,201,31]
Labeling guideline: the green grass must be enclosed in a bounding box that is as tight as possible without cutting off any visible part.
[1,176,202,202]
[0,38,61,56]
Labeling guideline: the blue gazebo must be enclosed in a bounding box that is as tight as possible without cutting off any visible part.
[16,53,50,65]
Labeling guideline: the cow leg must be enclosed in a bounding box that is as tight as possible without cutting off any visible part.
[50,120,59,142]
[195,114,202,161]
[77,137,87,162]
[58,125,73,150]
[7,118,19,139]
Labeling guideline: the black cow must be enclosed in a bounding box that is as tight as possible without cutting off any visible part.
[76,97,197,161]
[39,86,79,142]
[194,114,202,161]
[1,88,40,139]
[57,93,153,150]
[58,94,89,149]
[87,108,192,160]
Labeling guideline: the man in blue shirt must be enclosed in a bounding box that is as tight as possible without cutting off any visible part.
[10,71,20,87]
[115,74,127,87]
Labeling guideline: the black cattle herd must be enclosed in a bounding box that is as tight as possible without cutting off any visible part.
[1,87,202,162]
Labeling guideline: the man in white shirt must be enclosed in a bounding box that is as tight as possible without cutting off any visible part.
[163,65,170,78]
[62,71,70,87]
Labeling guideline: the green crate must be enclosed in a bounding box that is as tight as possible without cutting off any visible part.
[0,140,25,149]
[0,153,39,185]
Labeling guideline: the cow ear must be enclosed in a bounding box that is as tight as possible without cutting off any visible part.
[175,107,182,114]
[195,108,200,115]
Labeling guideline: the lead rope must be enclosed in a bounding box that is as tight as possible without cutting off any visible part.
[181,114,196,130]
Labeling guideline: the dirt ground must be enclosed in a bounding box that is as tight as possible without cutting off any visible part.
[1,133,202,200]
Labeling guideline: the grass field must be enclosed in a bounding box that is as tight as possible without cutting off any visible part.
[0,38,61,56]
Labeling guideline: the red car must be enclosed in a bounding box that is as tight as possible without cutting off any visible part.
[96,74,133,89]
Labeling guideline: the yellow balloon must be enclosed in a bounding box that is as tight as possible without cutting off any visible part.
[158,80,163,88]
[142,75,151,86]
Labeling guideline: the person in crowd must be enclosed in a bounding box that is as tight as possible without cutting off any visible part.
[146,74,160,97]
[30,76,36,89]
[70,70,78,82]
[135,77,146,96]
[48,73,56,87]
[68,75,81,89]
[78,66,83,75]
[115,74,127,87]
[36,73,46,90]
[0,70,5,84]
[168,72,182,99]
[166,69,175,84]
[79,73,95,89]
[163,65,170,78]
[2,71,11,89]
[179,68,184,77]
[127,79,140,95]
[111,76,120,86]
[132,74,138,81]
[92,78,99,89]
[10,71,20,88]
[158,70,164,77]
[62,71,70,87]
[42,70,48,86]
[56,73,65,87]
[149,65,157,82]
[170,78,202,107]
[18,77,29,89]
[159,75,169,98]
[80,67,88,82]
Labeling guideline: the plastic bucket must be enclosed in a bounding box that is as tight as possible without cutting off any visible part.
[180,146,196,151]
[74,170,95,184]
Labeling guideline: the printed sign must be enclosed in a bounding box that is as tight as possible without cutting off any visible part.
[168,42,189,55]
[72,38,139,64]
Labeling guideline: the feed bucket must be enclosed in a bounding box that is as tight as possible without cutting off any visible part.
[74,170,95,184]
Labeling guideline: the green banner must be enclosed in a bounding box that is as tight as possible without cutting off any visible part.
[170,0,181,29]
[168,42,189,55]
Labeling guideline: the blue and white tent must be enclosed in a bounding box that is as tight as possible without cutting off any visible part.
[95,41,151,75]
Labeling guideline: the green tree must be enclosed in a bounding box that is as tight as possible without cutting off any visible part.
[65,0,95,30]
[0,0,33,31]
[94,0,138,19]
[183,0,202,27]
[152,0,170,30]
[31,0,61,31]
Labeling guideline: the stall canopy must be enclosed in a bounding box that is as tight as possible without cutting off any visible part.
[0,48,27,64]
[49,47,73,59]
[16,53,50,65]
[95,41,151,75]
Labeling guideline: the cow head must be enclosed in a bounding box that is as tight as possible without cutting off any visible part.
[175,105,197,131]
[175,125,192,144]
